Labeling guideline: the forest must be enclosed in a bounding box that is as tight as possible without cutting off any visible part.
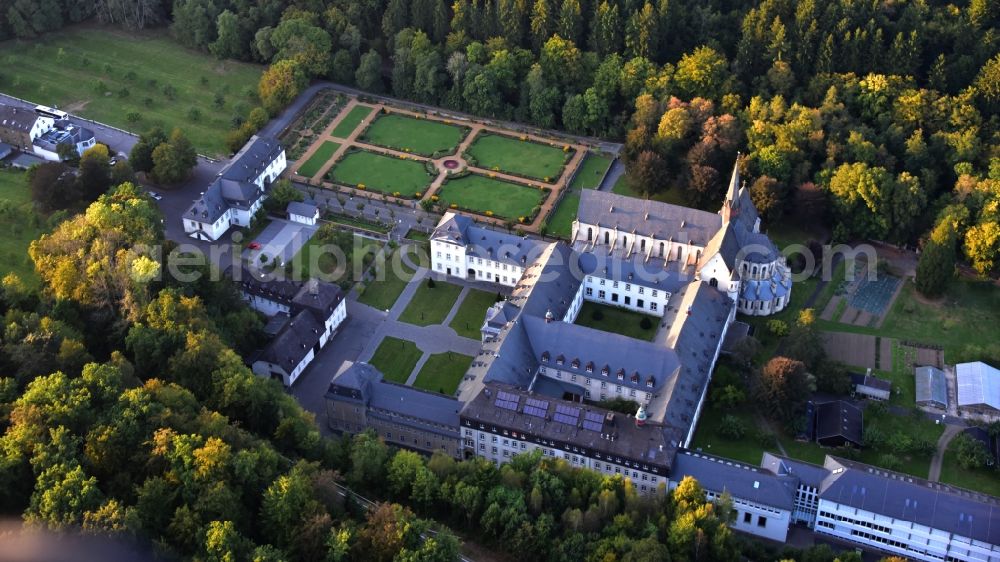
[3,0,997,276]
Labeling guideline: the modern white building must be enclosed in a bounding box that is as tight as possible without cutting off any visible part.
[0,104,96,161]
[288,200,320,225]
[233,268,347,386]
[184,135,287,241]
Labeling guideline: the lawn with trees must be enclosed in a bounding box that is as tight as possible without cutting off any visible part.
[295,140,340,177]
[465,133,568,181]
[368,336,423,384]
[436,174,545,221]
[0,169,43,286]
[331,105,375,138]
[326,150,433,198]
[0,28,261,157]
[357,251,416,311]
[359,113,466,156]
[412,352,473,395]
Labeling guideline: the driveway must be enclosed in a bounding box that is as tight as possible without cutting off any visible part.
[242,219,317,266]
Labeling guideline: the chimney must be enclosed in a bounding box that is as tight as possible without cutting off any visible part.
[544,309,554,323]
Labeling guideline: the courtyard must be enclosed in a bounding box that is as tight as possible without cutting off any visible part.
[574,302,658,342]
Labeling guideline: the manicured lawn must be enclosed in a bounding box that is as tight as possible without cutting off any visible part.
[296,140,340,177]
[412,352,474,395]
[436,174,545,221]
[405,229,430,242]
[0,169,43,286]
[570,153,613,190]
[331,105,374,138]
[290,232,383,284]
[939,443,1000,497]
[368,337,423,384]
[547,190,579,239]
[327,150,433,198]
[0,27,262,157]
[448,289,497,339]
[465,133,568,181]
[358,251,417,311]
[574,302,657,341]
[691,407,773,465]
[360,113,466,156]
[398,281,463,326]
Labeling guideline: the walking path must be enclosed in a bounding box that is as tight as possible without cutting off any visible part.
[286,97,589,234]
[928,424,963,482]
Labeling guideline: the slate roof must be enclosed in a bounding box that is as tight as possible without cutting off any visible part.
[185,135,281,224]
[430,212,472,245]
[576,246,689,293]
[506,242,583,320]
[483,301,518,330]
[287,200,319,218]
[523,314,680,393]
[915,365,948,406]
[760,452,831,489]
[0,104,38,132]
[0,143,12,160]
[815,400,863,446]
[327,362,461,430]
[461,383,682,472]
[258,309,323,371]
[956,361,1000,410]
[850,373,892,393]
[291,278,345,319]
[672,450,797,511]
[819,456,1000,545]
[231,266,301,305]
[33,120,94,151]
[577,190,722,247]
[702,221,780,269]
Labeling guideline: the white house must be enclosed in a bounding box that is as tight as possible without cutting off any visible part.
[233,268,347,387]
[184,135,287,241]
[288,200,320,225]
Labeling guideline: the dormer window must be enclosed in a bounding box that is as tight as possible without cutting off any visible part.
[616,368,625,380]
[630,372,639,384]
[541,351,550,362]
[585,362,594,373]
[556,355,564,365]
[646,376,655,388]
[571,358,580,369]
[601,365,610,376]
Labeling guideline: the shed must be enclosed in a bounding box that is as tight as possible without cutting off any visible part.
[814,400,863,448]
[850,372,891,401]
[287,200,320,226]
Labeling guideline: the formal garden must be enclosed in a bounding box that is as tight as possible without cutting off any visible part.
[326,150,434,198]
[359,112,468,156]
[296,140,340,177]
[435,174,547,222]
[0,28,262,156]
[331,105,374,138]
[464,132,570,181]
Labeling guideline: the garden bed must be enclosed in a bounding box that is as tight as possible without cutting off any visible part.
[435,173,546,222]
[464,132,572,182]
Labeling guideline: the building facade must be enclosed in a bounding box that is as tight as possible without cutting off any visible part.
[184,135,287,241]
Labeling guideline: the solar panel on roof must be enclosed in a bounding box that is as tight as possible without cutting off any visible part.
[525,397,549,409]
[524,405,547,418]
[555,404,580,418]
[584,411,603,423]
[553,413,578,425]
[582,420,603,432]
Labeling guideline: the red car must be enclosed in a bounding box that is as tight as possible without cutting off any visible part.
[248,242,261,250]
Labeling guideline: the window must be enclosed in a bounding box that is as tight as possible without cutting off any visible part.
[600,279,605,286]
[757,516,766,528]
[598,290,606,299]
[650,302,658,312]
[492,447,497,454]
[624,296,631,305]
[611,293,619,302]
[638,287,644,294]
[652,290,658,297]
[604,231,609,244]
[479,443,485,450]
[630,389,636,397]
[492,436,498,442]
[625,284,631,291]
[586,287,593,296]
[743,512,751,524]
[637,299,644,308]
[613,281,619,288]
[587,227,593,241]
[436,252,442,258]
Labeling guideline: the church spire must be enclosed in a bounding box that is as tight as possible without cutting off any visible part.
[721,153,741,223]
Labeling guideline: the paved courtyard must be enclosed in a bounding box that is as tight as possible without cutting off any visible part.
[242,218,318,266]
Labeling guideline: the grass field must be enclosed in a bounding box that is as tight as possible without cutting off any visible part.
[547,191,580,238]
[574,302,657,341]
[328,150,433,198]
[0,27,262,157]
[412,352,473,395]
[0,170,43,286]
[448,288,497,339]
[360,113,466,156]
[332,105,375,138]
[465,133,568,180]
[612,173,686,206]
[368,337,423,384]
[358,252,416,311]
[296,141,340,177]
[398,281,463,326]
[436,174,545,221]
[570,153,613,189]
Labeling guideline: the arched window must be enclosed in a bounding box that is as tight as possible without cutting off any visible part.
[604,231,609,244]
[640,239,646,251]
[587,227,593,241]
[709,278,718,288]
[659,242,665,256]
[623,236,628,247]
[752,265,757,275]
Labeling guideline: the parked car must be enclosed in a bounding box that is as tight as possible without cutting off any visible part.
[248,242,261,250]
[148,191,163,201]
